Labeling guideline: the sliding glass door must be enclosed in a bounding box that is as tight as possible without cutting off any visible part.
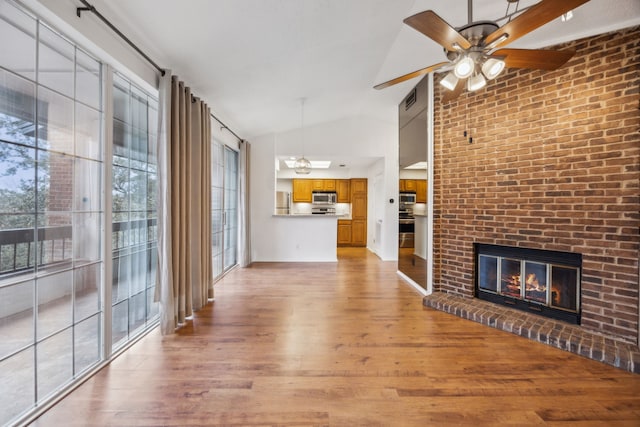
[211,140,238,279]
[0,3,103,423]
[0,3,159,425]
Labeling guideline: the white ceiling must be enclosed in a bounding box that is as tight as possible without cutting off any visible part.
[88,0,640,140]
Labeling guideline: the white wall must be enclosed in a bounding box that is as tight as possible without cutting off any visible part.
[251,116,398,262]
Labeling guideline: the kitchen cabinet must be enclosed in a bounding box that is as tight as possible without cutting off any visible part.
[399,179,417,192]
[416,179,427,203]
[351,178,367,195]
[351,220,366,247]
[350,178,367,246]
[336,179,350,203]
[323,179,336,191]
[337,219,352,246]
[292,179,313,202]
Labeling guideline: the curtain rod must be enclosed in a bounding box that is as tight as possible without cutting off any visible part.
[211,112,243,142]
[76,0,245,142]
[76,0,165,76]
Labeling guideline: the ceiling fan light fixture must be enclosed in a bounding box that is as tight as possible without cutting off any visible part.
[454,56,474,79]
[440,72,459,91]
[467,73,486,92]
[482,58,505,80]
[485,33,509,50]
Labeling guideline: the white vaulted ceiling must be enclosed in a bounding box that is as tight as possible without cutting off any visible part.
[58,0,640,139]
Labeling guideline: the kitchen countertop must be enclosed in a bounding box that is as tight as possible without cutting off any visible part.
[273,214,351,219]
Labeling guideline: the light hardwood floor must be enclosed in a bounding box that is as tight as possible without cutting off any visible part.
[33,248,640,426]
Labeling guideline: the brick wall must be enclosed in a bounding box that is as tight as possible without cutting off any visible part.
[432,27,640,344]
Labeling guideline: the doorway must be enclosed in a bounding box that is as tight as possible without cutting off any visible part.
[212,141,239,279]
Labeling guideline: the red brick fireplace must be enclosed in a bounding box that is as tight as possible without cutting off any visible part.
[425,26,639,369]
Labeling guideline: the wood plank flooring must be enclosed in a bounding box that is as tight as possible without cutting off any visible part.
[32,248,640,426]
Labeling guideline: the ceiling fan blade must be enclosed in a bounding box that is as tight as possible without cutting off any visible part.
[404,10,471,52]
[484,0,590,49]
[441,78,465,103]
[492,48,575,70]
[374,62,449,90]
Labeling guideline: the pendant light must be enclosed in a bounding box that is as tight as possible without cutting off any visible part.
[294,98,311,174]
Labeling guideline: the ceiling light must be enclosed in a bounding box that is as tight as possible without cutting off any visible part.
[293,157,311,174]
[454,56,474,79]
[481,58,505,80]
[439,72,458,91]
[404,161,428,170]
[467,73,486,92]
[285,160,331,169]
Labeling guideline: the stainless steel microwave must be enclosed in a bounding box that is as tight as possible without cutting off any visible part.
[312,192,337,205]
[399,192,416,204]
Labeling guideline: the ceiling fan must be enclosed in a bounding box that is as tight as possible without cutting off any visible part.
[374,0,590,101]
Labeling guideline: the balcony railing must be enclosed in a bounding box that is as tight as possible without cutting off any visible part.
[0,218,157,278]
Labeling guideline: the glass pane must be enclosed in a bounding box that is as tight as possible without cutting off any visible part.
[500,258,521,298]
[112,164,129,216]
[146,287,158,320]
[130,247,147,295]
[130,169,147,215]
[36,212,72,274]
[478,255,498,292]
[112,253,130,304]
[74,314,100,375]
[75,49,100,109]
[111,299,128,348]
[0,141,36,214]
[37,269,72,338]
[524,261,547,304]
[75,102,101,161]
[0,347,35,426]
[38,150,73,212]
[112,75,129,123]
[37,329,72,399]
[0,69,36,145]
[73,213,101,266]
[38,24,74,97]
[0,279,34,359]
[0,1,36,80]
[74,262,100,320]
[0,213,36,275]
[74,158,101,212]
[551,266,579,311]
[37,86,73,154]
[128,290,145,335]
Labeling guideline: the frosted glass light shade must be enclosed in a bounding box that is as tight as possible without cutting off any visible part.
[294,156,311,174]
[467,73,486,91]
[454,56,474,79]
[482,58,505,80]
[440,72,458,90]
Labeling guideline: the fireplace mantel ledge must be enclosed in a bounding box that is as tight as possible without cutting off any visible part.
[423,292,640,374]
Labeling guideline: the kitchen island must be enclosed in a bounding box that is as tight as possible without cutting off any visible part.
[270,214,339,261]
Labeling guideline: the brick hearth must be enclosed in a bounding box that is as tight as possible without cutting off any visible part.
[423,292,640,374]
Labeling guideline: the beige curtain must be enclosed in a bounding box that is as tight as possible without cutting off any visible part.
[238,140,251,267]
[157,72,213,334]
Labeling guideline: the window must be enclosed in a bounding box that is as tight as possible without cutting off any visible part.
[211,139,238,279]
[111,73,158,350]
[0,2,103,423]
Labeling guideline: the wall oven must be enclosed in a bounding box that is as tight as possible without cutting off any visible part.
[312,192,337,205]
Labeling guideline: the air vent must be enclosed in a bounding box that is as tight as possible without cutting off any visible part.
[404,88,416,110]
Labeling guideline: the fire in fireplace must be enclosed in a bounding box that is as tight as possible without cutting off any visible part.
[474,244,581,324]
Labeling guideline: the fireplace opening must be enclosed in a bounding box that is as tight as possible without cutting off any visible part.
[474,244,581,324]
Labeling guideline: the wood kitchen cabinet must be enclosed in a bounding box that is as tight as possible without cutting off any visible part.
[350,178,367,246]
[336,179,350,203]
[292,179,313,202]
[350,220,366,247]
[312,179,337,192]
[416,179,427,203]
[337,220,352,246]
[399,179,417,192]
